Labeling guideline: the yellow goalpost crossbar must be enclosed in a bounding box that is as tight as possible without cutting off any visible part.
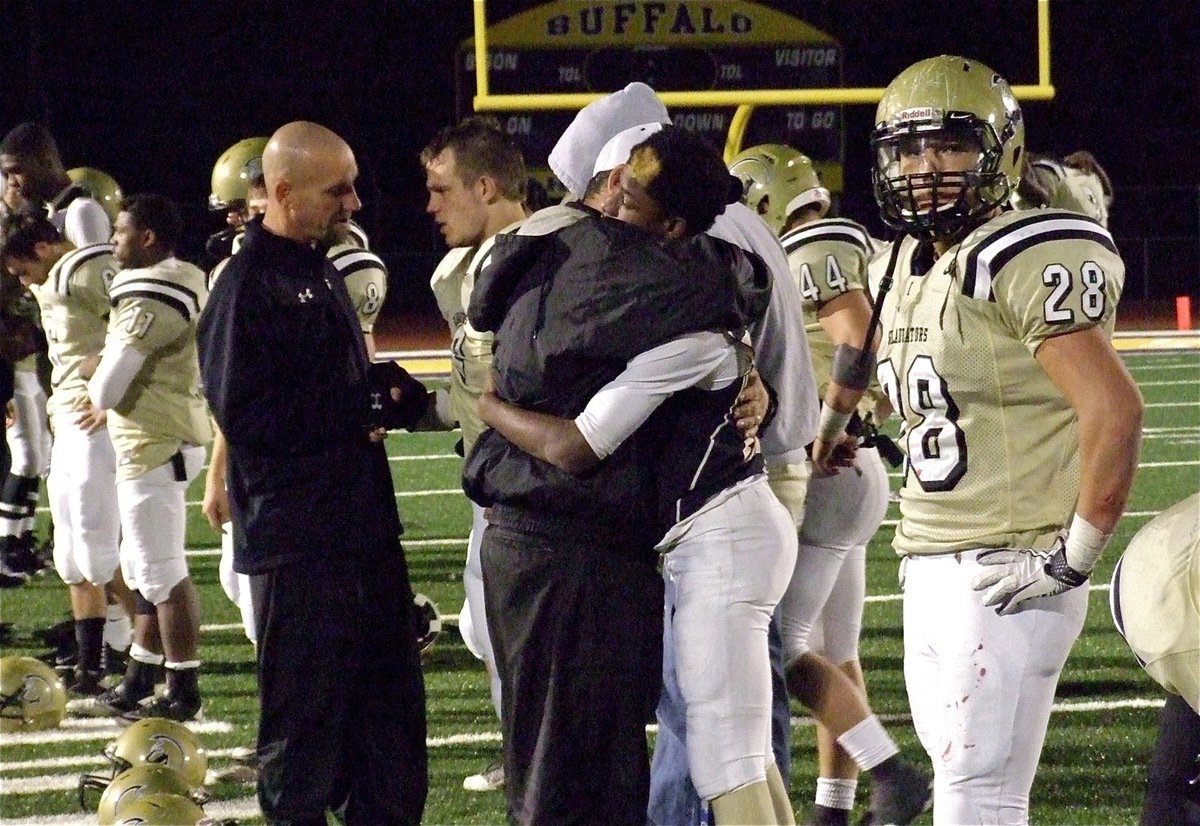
[471,0,1054,158]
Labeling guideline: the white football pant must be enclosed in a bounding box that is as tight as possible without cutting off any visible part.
[8,370,51,478]
[903,549,1087,825]
[118,446,205,604]
[779,447,889,664]
[459,501,501,717]
[662,476,797,799]
[218,522,256,644]
[48,413,119,586]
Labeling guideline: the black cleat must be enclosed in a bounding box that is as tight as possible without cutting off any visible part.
[122,692,203,724]
[94,682,153,717]
[860,760,932,826]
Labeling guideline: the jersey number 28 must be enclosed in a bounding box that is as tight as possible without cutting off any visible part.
[876,355,967,492]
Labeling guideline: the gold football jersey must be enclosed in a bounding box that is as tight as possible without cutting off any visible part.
[30,243,116,418]
[105,257,213,481]
[872,209,1125,556]
[328,244,388,334]
[1113,494,1200,713]
[781,217,882,415]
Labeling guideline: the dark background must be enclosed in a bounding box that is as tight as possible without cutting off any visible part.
[3,0,1197,319]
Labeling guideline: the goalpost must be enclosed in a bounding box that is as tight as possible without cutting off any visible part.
[469,0,1055,161]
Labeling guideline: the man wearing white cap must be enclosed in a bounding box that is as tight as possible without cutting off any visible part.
[559,114,821,826]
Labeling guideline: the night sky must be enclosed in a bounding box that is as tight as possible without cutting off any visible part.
[3,0,1197,314]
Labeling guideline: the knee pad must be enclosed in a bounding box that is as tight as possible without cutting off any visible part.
[134,559,189,606]
[52,537,84,585]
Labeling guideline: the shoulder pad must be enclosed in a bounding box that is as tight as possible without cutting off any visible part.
[961,210,1117,301]
[328,245,387,276]
[781,219,874,255]
[109,269,203,322]
[51,243,114,296]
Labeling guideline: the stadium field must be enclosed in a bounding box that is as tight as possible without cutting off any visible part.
[0,344,1196,825]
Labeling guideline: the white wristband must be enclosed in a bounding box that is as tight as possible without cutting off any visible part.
[1064,513,1110,574]
[816,405,852,444]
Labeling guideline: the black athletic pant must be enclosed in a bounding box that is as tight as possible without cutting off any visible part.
[251,542,427,826]
[1142,693,1200,826]
[482,520,664,825]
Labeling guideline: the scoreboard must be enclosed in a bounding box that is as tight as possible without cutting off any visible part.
[456,1,846,197]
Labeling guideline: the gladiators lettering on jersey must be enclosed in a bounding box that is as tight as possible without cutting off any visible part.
[105,258,213,481]
[887,327,928,344]
[872,209,1124,556]
[30,243,116,418]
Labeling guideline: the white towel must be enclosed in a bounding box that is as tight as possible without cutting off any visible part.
[547,82,669,197]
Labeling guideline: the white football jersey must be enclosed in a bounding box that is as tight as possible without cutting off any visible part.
[30,243,116,418]
[104,257,213,481]
[872,209,1125,556]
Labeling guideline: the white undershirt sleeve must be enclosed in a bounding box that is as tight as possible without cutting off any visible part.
[575,331,741,460]
[63,199,112,247]
[88,340,147,409]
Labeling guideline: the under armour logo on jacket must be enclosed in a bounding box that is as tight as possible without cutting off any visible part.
[370,392,383,411]
[298,288,314,302]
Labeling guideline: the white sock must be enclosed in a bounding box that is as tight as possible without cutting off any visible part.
[815,778,857,810]
[128,643,164,666]
[103,604,131,650]
[836,715,900,771]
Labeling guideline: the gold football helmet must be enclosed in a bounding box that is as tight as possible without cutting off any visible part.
[80,716,209,801]
[96,765,193,825]
[209,136,269,211]
[872,55,1024,239]
[113,792,206,825]
[66,167,124,224]
[0,655,66,732]
[728,144,830,234]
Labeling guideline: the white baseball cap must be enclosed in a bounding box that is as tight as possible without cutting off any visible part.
[591,122,666,178]
[547,82,669,197]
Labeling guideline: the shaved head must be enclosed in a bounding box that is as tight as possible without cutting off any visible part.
[262,121,360,243]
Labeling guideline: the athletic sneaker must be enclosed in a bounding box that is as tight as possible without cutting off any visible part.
[463,760,505,792]
[0,559,28,588]
[93,682,152,717]
[122,692,203,724]
[859,760,931,825]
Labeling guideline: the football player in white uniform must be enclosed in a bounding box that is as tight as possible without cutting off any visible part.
[730,143,926,825]
[422,116,528,792]
[0,217,124,698]
[1110,494,1200,825]
[870,56,1143,824]
[88,194,211,722]
[0,123,111,246]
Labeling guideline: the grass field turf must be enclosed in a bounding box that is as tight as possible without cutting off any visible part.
[0,348,1196,825]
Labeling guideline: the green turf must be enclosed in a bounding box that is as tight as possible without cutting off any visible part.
[1,350,1196,824]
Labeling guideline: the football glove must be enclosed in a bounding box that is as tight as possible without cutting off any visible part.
[367,361,432,431]
[972,535,1089,616]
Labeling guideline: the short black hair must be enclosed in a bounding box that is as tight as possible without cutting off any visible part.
[0,214,61,262]
[626,127,742,236]
[121,194,183,252]
[0,122,61,161]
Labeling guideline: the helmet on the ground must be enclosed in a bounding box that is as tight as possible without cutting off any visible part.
[96,765,194,825]
[67,167,124,223]
[728,144,829,234]
[0,655,66,732]
[872,55,1024,239]
[113,792,206,825]
[80,716,208,802]
[209,137,268,211]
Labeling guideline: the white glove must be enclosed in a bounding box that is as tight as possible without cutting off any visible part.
[972,536,1089,615]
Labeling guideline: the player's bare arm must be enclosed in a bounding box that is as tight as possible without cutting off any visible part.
[202,424,231,532]
[477,375,599,475]
[811,288,878,475]
[1036,324,1143,533]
